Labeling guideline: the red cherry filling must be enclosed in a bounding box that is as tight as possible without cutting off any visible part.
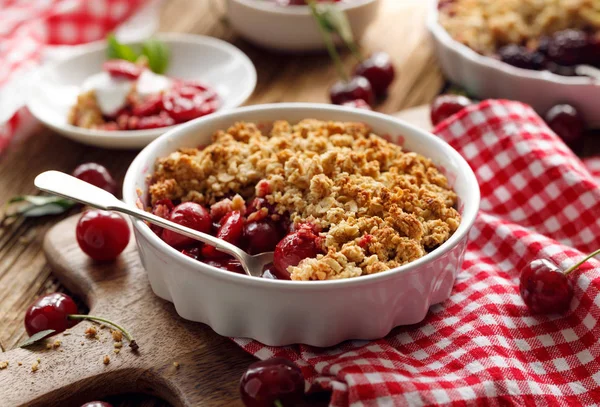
[76,210,130,261]
[202,210,244,257]
[72,163,117,195]
[430,94,472,126]
[243,220,282,255]
[102,60,142,80]
[162,86,219,123]
[273,226,321,279]
[24,293,78,337]
[204,257,245,274]
[162,202,212,248]
[519,259,573,314]
[239,357,305,407]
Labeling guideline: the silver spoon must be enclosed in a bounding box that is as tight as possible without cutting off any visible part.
[34,170,273,278]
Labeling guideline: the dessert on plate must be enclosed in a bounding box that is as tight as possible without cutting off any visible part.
[438,0,600,75]
[146,119,461,280]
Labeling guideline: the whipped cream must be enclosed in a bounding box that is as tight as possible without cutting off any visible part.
[82,69,172,116]
[82,72,132,116]
[137,70,172,99]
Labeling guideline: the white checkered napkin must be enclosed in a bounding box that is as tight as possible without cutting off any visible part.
[234,100,600,406]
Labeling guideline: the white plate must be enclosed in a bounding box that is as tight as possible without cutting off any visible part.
[27,33,257,149]
[427,0,600,126]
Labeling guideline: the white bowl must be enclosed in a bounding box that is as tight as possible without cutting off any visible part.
[123,103,480,346]
[427,0,600,126]
[27,33,257,149]
[226,0,380,51]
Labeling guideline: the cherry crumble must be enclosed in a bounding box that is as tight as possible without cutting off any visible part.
[146,120,460,280]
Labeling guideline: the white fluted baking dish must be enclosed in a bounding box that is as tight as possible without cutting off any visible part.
[427,0,600,126]
[123,103,479,347]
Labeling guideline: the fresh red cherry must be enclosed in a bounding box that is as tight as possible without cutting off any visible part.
[520,249,600,314]
[76,210,130,261]
[329,76,375,107]
[102,60,142,80]
[202,211,244,258]
[24,293,139,349]
[240,358,305,407]
[430,94,472,126]
[519,259,573,314]
[243,220,281,254]
[273,227,321,279]
[24,293,78,337]
[341,99,372,110]
[353,52,395,97]
[162,202,211,249]
[72,163,117,195]
[81,402,113,407]
[544,104,585,146]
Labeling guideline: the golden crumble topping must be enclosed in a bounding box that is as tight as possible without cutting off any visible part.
[148,120,460,280]
[439,0,600,55]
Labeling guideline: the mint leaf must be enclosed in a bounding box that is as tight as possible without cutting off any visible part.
[4,195,76,218]
[107,34,139,62]
[142,38,170,74]
[18,330,56,348]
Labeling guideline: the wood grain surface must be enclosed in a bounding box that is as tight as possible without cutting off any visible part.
[0,2,442,404]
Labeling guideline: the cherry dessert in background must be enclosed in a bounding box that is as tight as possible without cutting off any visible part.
[76,210,130,261]
[240,357,305,407]
[520,248,600,314]
[430,94,472,126]
[72,162,117,195]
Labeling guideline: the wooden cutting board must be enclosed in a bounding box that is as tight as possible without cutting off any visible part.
[0,106,431,407]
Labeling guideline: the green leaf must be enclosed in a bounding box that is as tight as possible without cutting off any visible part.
[106,34,139,62]
[142,38,170,74]
[4,195,76,218]
[18,330,56,348]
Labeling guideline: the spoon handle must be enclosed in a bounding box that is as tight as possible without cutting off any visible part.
[34,171,246,261]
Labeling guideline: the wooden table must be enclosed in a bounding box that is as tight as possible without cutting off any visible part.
[0,0,442,405]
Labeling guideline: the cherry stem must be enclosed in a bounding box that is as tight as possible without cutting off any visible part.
[307,0,348,81]
[564,248,600,276]
[68,314,138,350]
[274,400,284,407]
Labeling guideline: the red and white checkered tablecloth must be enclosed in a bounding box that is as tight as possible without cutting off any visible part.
[234,100,600,406]
[0,0,152,152]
